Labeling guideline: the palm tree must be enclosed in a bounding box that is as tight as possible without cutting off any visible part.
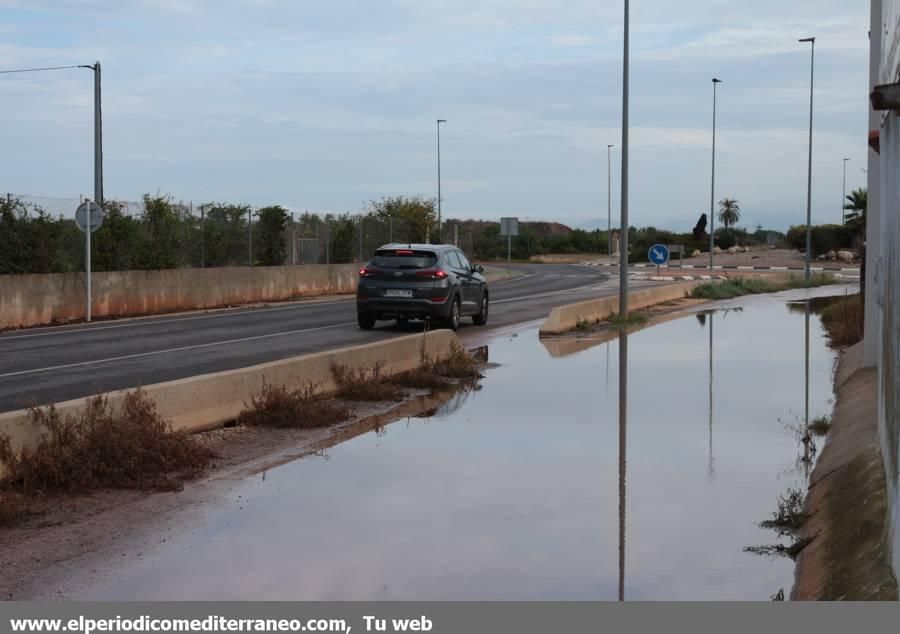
[843,188,867,230]
[717,198,741,231]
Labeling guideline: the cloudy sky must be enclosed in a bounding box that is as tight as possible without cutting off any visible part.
[1,0,870,231]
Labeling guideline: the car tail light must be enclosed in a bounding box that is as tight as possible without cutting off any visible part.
[395,249,414,255]
[430,296,448,303]
[416,269,448,280]
[359,267,377,278]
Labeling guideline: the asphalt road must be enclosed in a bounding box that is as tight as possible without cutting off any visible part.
[0,263,622,412]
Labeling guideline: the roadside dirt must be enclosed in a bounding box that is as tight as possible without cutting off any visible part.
[0,384,482,599]
[791,343,898,600]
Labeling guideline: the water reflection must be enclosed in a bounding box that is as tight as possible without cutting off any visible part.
[618,328,628,602]
[70,294,842,601]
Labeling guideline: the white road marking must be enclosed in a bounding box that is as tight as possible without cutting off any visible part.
[0,322,357,379]
[0,298,354,341]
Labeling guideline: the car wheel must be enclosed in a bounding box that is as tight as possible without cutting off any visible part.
[472,292,489,326]
[357,312,376,330]
[445,296,461,331]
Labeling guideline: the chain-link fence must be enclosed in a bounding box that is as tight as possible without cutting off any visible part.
[1,191,614,274]
[1,193,485,274]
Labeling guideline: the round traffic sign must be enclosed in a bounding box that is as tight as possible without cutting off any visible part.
[75,201,104,233]
[648,243,669,265]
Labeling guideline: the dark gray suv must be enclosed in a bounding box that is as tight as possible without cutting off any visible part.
[356,244,489,331]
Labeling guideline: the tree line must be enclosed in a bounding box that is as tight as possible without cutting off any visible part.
[4,191,848,274]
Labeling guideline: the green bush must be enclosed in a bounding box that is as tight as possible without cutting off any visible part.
[786,224,852,256]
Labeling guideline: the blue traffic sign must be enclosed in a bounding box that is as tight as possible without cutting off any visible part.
[648,244,669,265]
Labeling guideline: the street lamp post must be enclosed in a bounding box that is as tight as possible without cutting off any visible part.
[619,0,630,319]
[800,37,816,281]
[709,78,722,272]
[436,119,447,242]
[608,144,615,257]
[842,158,850,224]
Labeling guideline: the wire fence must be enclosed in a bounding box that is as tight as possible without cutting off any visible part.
[1,192,517,275]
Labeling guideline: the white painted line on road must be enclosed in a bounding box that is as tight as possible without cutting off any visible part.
[0,322,357,379]
[0,298,355,342]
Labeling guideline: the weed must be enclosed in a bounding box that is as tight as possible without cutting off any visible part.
[237,383,350,429]
[820,295,864,348]
[330,362,404,401]
[809,415,833,437]
[0,491,37,528]
[760,488,807,538]
[389,368,450,390]
[606,312,648,327]
[691,275,833,300]
[433,341,483,379]
[575,318,598,331]
[0,390,213,495]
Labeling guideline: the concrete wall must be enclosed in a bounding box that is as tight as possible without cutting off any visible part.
[0,263,360,329]
[0,329,461,477]
[871,0,900,577]
[878,110,900,575]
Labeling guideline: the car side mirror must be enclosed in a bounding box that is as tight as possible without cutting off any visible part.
[473,264,484,274]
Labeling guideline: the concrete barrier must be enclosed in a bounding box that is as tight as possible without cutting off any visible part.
[539,282,704,335]
[0,263,361,329]
[539,273,804,335]
[0,329,461,475]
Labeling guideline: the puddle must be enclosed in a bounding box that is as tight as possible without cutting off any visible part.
[76,289,842,600]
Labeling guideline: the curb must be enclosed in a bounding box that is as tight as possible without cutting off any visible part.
[0,330,461,477]
[580,262,860,273]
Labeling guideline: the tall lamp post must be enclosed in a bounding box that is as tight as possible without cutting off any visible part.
[608,144,615,257]
[841,158,850,224]
[436,119,447,242]
[709,78,722,271]
[800,37,816,281]
[619,0,630,319]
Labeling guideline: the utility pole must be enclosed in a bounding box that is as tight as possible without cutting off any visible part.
[248,207,253,266]
[608,144,614,257]
[841,158,850,224]
[800,37,816,281]
[619,0,630,318]
[437,119,446,241]
[291,212,296,265]
[92,62,103,208]
[709,78,723,271]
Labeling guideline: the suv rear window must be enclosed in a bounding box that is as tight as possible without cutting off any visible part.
[370,249,438,269]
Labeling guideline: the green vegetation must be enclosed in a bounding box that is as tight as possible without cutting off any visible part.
[690,274,833,300]
[786,223,855,257]
[0,390,213,498]
[717,198,741,231]
[237,383,350,429]
[606,312,649,327]
[1,193,793,272]
[820,294,864,348]
[745,488,811,560]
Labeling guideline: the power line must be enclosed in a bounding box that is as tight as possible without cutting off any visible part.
[0,64,92,75]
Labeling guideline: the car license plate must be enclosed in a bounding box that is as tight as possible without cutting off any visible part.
[384,289,413,298]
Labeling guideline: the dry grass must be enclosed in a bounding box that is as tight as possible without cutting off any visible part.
[432,341,483,379]
[237,384,350,429]
[330,362,405,401]
[389,368,450,389]
[0,491,37,528]
[0,390,213,496]
[820,294,864,348]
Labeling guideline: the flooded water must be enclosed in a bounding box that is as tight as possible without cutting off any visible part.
[79,288,845,600]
